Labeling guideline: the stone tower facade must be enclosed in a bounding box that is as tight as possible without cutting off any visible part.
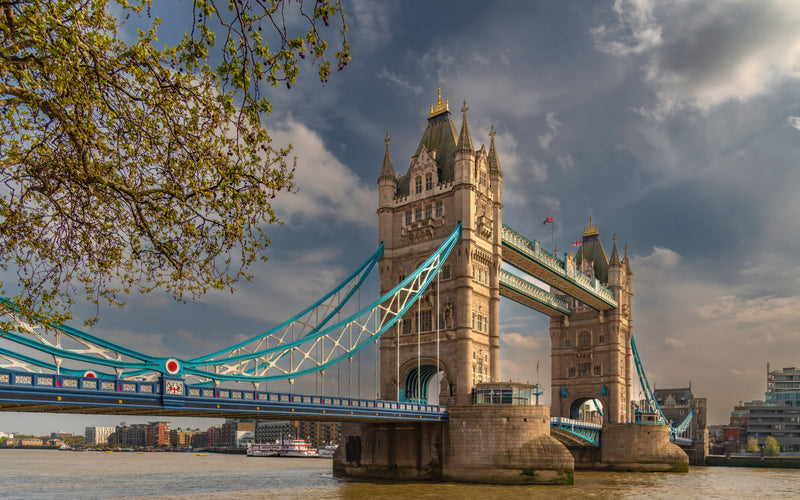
[549,220,634,424]
[377,89,503,406]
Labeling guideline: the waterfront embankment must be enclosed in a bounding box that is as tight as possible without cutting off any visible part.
[707,454,800,468]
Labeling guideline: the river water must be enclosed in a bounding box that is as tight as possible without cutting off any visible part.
[0,449,798,499]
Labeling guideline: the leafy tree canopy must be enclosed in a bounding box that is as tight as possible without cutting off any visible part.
[0,0,349,325]
[763,435,780,456]
[746,436,760,453]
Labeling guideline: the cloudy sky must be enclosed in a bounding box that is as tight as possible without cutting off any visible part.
[5,0,800,433]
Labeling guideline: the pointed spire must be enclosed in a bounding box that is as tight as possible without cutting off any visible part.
[623,242,633,274]
[456,100,474,152]
[378,132,396,183]
[488,124,502,175]
[609,233,621,267]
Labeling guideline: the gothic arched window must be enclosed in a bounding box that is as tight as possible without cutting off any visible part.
[578,331,591,346]
[425,173,433,190]
[415,176,422,194]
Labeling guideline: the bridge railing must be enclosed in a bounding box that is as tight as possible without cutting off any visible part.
[550,416,603,430]
[0,369,447,415]
[498,270,571,314]
[501,224,617,307]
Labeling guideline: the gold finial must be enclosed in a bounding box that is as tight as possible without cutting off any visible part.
[429,86,450,117]
[584,216,598,237]
[384,132,391,145]
[489,124,496,141]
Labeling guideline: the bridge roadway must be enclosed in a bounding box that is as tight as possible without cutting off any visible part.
[501,223,618,312]
[0,368,695,448]
[0,369,446,423]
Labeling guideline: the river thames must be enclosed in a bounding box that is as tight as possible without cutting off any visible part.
[1,449,798,499]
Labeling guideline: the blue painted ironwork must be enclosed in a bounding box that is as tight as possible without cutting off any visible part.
[550,416,602,446]
[0,368,447,422]
[402,365,439,403]
[0,224,461,388]
[631,335,695,443]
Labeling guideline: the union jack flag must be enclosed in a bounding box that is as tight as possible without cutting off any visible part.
[542,216,553,225]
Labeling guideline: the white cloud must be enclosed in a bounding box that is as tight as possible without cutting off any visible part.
[501,332,540,349]
[269,118,376,227]
[787,116,800,130]
[350,0,392,47]
[557,154,574,171]
[592,0,663,56]
[538,112,561,151]
[594,0,800,114]
[634,246,680,270]
[378,68,423,95]
[499,359,521,379]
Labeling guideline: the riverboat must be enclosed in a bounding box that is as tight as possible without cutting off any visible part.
[317,444,337,459]
[247,439,318,458]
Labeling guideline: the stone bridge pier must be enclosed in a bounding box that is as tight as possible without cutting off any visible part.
[334,404,574,485]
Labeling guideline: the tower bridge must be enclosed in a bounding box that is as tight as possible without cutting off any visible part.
[0,89,706,485]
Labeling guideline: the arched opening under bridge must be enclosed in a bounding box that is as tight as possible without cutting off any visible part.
[401,364,444,405]
[569,397,605,425]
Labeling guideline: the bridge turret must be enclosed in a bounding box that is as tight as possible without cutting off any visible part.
[551,220,634,424]
[377,88,503,406]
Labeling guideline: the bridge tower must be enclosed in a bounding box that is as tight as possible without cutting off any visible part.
[377,88,502,406]
[549,220,634,424]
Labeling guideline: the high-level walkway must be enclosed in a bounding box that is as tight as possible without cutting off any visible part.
[501,223,618,311]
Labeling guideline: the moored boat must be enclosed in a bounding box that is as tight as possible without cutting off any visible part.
[247,439,318,458]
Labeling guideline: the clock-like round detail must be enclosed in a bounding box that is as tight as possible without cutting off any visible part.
[83,370,97,378]
[165,358,181,375]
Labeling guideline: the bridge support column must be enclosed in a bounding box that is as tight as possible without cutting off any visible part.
[599,424,688,472]
[334,405,574,485]
[333,421,444,481]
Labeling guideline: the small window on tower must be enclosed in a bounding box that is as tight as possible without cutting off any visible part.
[425,174,433,191]
[594,365,601,376]
[404,211,412,225]
[415,176,422,194]
[425,205,432,219]
[441,264,451,280]
[564,338,571,347]
[415,207,422,221]
[436,201,443,218]
[568,366,576,377]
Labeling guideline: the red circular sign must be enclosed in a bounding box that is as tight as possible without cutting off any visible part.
[84,371,97,378]
[165,358,180,375]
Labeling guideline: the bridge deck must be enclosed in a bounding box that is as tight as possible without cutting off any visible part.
[0,370,446,423]
[501,224,618,311]
[499,269,571,316]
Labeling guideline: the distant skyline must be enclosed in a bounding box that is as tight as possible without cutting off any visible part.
[3,0,800,433]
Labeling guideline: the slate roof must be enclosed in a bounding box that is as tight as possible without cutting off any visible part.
[397,111,459,195]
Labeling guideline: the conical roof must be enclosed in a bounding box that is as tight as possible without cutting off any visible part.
[575,218,610,283]
[378,132,396,183]
[609,234,621,267]
[456,100,474,152]
[488,125,502,175]
[396,90,459,195]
